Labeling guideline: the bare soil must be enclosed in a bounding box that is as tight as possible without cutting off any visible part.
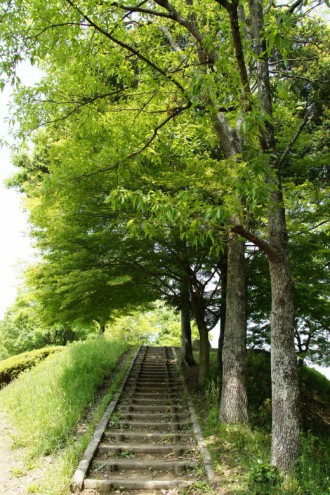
[0,411,53,495]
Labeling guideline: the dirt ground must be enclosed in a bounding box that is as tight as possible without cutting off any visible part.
[0,410,58,495]
[0,411,31,495]
[0,412,16,493]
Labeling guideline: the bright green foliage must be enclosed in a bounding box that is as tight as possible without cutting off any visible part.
[0,338,129,458]
[0,346,64,386]
[0,0,327,348]
[0,289,94,359]
[108,300,195,345]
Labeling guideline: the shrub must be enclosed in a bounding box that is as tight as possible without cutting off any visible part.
[0,346,64,386]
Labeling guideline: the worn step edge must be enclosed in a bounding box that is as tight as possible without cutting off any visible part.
[83,478,193,491]
[98,443,193,453]
[122,397,180,404]
[104,431,193,441]
[115,421,192,431]
[117,405,185,412]
[121,391,181,398]
[72,346,141,492]
[119,413,188,421]
[92,459,198,469]
[125,382,182,388]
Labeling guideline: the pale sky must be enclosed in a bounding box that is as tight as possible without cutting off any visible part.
[0,64,41,317]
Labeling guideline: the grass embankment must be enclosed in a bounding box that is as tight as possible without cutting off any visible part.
[191,350,330,495]
[0,338,131,495]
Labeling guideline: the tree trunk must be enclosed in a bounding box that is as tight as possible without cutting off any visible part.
[97,320,106,336]
[190,287,210,386]
[217,255,227,372]
[268,192,300,470]
[180,283,196,366]
[220,233,248,423]
[198,322,210,386]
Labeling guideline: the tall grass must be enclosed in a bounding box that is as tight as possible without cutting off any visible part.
[0,338,129,459]
[30,346,132,495]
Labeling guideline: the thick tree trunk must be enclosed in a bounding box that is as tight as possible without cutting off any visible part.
[268,193,300,470]
[245,0,300,469]
[220,233,248,423]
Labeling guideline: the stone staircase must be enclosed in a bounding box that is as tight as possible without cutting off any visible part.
[77,346,211,494]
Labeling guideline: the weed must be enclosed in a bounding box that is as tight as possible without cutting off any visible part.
[182,480,218,494]
[248,460,282,493]
[27,484,41,494]
[119,449,133,458]
[109,412,122,428]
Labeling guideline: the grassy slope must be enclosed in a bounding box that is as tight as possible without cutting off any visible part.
[189,350,330,495]
[0,338,131,495]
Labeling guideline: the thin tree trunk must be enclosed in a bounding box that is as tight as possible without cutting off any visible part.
[220,233,248,423]
[97,320,105,336]
[198,322,210,386]
[180,282,196,366]
[190,287,210,386]
[217,256,227,372]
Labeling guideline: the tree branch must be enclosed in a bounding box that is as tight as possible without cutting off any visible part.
[231,223,279,260]
[65,0,185,93]
[110,2,173,19]
[126,102,192,160]
[215,0,252,106]
[277,104,314,169]
[153,0,204,44]
[288,0,305,13]
[72,102,192,180]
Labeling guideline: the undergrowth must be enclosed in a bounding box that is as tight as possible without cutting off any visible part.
[193,350,330,495]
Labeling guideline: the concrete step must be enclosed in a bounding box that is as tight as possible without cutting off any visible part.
[117,404,186,413]
[84,477,194,492]
[121,397,181,405]
[123,388,180,402]
[98,443,193,455]
[75,346,210,493]
[103,431,193,444]
[91,459,198,473]
[119,412,187,422]
[114,420,192,432]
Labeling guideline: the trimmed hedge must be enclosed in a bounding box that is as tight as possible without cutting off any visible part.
[0,346,64,386]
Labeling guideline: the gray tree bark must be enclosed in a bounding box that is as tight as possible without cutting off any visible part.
[248,0,300,469]
[219,233,248,423]
[268,192,300,470]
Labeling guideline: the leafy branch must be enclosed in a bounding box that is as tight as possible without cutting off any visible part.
[65,0,186,93]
